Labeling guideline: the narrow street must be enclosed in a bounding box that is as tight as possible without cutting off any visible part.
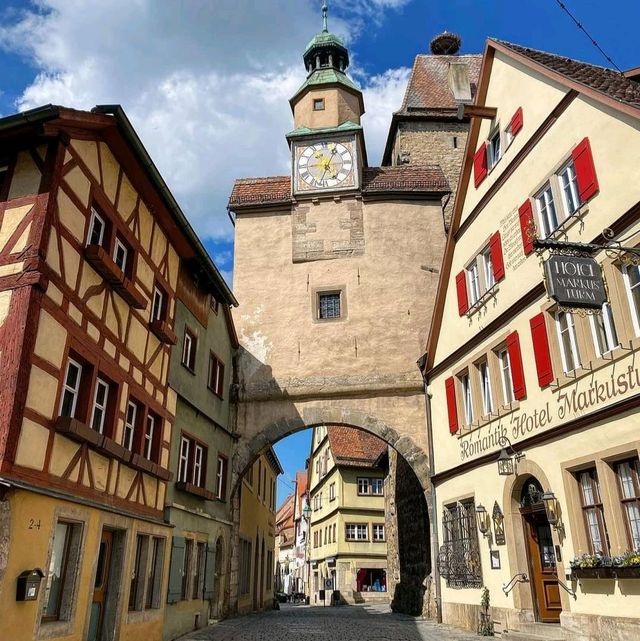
[180,604,480,641]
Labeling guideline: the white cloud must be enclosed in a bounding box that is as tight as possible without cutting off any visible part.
[0,0,411,243]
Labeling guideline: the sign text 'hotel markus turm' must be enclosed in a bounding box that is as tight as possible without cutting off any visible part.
[543,255,607,309]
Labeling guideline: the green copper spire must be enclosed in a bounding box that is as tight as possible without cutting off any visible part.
[322,2,328,32]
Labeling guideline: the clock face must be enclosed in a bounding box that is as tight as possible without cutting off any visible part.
[296,140,355,191]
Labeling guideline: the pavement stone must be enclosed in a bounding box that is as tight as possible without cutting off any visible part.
[179,604,481,641]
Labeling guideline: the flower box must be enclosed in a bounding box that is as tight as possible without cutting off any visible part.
[55,416,104,448]
[150,319,177,345]
[571,567,614,579]
[175,481,215,501]
[100,436,132,463]
[131,453,158,476]
[614,567,640,579]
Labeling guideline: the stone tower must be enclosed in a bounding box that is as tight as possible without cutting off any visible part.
[228,5,451,616]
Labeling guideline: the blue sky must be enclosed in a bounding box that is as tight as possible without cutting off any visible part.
[1,0,638,508]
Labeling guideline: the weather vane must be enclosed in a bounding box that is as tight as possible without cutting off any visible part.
[322,2,328,32]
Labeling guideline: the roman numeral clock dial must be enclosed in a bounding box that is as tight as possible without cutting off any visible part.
[296,140,355,192]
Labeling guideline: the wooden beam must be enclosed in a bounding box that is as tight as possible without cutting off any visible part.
[463,104,498,120]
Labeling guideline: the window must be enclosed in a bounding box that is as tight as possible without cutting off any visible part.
[87,208,106,247]
[178,437,190,484]
[193,445,204,487]
[313,98,325,111]
[208,353,225,398]
[210,294,219,314]
[239,539,252,595]
[193,542,206,600]
[615,459,640,551]
[577,469,609,555]
[481,246,495,290]
[143,414,155,460]
[373,524,385,541]
[90,378,110,434]
[123,401,138,451]
[357,478,370,495]
[129,534,149,610]
[181,539,193,600]
[346,524,368,541]
[466,245,495,307]
[556,311,581,373]
[371,479,384,496]
[42,521,81,621]
[487,129,501,169]
[535,182,559,239]
[318,291,341,320]
[145,537,164,609]
[590,303,619,357]
[216,455,228,501]
[558,160,581,216]
[113,236,129,274]
[460,372,474,426]
[182,328,197,371]
[497,348,515,405]
[440,501,482,588]
[624,264,640,336]
[504,123,514,149]
[151,285,165,322]
[478,360,493,416]
[467,261,480,305]
[266,550,273,590]
[332,524,336,542]
[59,358,83,418]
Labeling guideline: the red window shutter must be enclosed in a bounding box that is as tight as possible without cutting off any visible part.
[518,199,535,255]
[529,313,554,387]
[490,231,505,281]
[506,331,526,400]
[571,137,599,202]
[445,377,458,434]
[510,107,523,136]
[455,270,469,316]
[473,143,488,188]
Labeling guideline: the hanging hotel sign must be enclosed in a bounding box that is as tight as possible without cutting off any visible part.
[543,255,606,309]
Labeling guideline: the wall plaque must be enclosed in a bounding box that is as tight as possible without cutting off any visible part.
[544,255,607,309]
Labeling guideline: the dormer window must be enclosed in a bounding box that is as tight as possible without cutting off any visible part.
[314,98,325,111]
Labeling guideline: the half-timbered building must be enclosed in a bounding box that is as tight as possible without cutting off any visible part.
[0,104,234,641]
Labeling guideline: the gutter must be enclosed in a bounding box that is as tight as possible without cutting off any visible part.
[418,353,442,623]
[91,105,238,307]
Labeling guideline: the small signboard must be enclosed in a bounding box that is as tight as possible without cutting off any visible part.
[544,255,606,310]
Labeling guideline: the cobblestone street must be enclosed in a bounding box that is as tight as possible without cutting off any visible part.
[181,604,480,641]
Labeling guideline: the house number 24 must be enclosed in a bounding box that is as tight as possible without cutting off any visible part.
[28,519,41,530]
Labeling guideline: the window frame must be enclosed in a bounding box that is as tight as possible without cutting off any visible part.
[87,207,106,248]
[89,377,110,434]
[59,358,83,419]
[216,455,228,501]
[123,400,138,451]
[371,478,384,496]
[182,327,197,372]
[487,127,501,170]
[615,458,640,551]
[372,524,386,542]
[113,236,129,274]
[345,523,369,541]
[151,285,166,322]
[589,302,619,358]
[577,468,610,556]
[208,352,225,398]
[42,521,75,622]
[497,347,515,405]
[178,437,190,484]
[313,98,325,111]
[459,371,474,426]
[317,290,342,321]
[357,477,371,496]
[623,264,640,337]
[477,359,493,417]
[555,310,581,374]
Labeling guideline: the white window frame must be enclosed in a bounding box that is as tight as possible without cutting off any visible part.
[329,483,336,501]
[143,415,155,460]
[487,128,501,169]
[504,123,514,149]
[59,358,83,418]
[556,311,581,374]
[467,262,480,305]
[558,159,581,216]
[182,331,194,369]
[357,478,370,495]
[87,208,105,247]
[589,303,619,357]
[90,378,109,434]
[123,401,137,451]
[623,264,640,337]
[371,478,384,496]
[152,287,164,322]
[498,348,515,405]
[178,437,190,483]
[535,182,559,239]
[193,444,204,487]
[481,246,495,291]
[479,360,493,416]
[216,456,226,499]
[113,236,128,273]
[373,524,385,541]
[461,373,474,425]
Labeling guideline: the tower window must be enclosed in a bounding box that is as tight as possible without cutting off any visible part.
[313,98,325,111]
[318,291,341,320]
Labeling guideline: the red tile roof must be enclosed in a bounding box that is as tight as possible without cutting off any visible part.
[362,165,449,193]
[327,426,387,468]
[496,40,640,111]
[228,176,291,209]
[229,165,449,210]
[399,54,482,114]
[276,493,295,531]
[296,470,308,498]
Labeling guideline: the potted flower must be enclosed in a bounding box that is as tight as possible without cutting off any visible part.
[613,551,640,579]
[569,554,614,579]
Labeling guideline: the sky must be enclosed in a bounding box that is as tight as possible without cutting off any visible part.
[1,0,638,507]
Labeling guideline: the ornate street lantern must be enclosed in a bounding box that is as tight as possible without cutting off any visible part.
[475,503,489,537]
[303,500,312,521]
[497,448,514,476]
[541,491,560,529]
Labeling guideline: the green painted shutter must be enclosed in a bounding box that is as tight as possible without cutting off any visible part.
[167,536,185,604]
[203,543,217,599]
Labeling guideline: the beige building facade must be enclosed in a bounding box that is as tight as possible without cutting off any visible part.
[307,425,389,605]
[425,40,640,641]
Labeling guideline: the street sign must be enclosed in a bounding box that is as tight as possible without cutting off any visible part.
[543,255,607,310]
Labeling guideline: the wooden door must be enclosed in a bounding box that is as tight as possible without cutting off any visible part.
[524,511,561,623]
[87,530,113,641]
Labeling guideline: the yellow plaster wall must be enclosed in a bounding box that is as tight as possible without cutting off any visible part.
[33,308,68,369]
[7,150,41,200]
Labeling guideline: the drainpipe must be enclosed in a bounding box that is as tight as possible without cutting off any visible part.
[418,354,442,623]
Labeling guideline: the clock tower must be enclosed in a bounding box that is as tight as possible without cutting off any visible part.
[289,3,366,195]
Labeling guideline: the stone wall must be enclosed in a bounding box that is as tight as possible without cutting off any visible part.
[392,120,470,228]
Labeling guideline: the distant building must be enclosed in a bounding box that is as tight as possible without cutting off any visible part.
[307,425,388,605]
[291,470,309,595]
[237,447,283,614]
[163,261,238,640]
[274,492,295,595]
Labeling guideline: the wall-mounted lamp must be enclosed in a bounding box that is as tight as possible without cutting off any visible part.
[475,503,490,537]
[492,501,506,545]
[497,436,525,476]
[303,499,312,521]
[542,491,562,532]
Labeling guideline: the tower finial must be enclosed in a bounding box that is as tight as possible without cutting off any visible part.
[322,2,328,32]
